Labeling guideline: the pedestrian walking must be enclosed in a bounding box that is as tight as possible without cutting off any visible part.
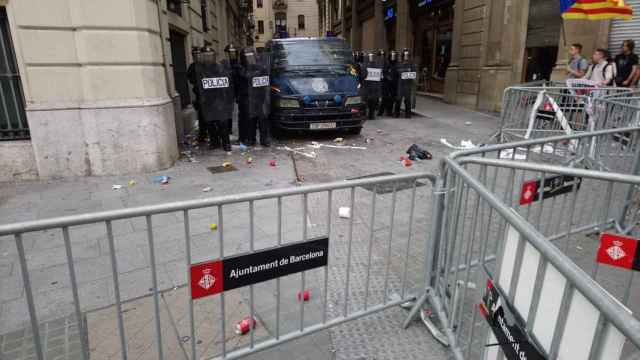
[585,48,615,86]
[566,43,589,80]
[614,39,639,87]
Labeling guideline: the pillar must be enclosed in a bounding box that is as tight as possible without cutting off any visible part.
[396,0,410,50]
[444,0,465,104]
[351,0,362,50]
[373,0,386,49]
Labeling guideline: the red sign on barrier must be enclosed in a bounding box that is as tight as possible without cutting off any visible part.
[519,180,538,205]
[596,233,640,271]
[190,260,224,299]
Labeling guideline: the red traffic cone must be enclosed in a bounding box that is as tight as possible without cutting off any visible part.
[297,290,310,302]
[235,317,257,335]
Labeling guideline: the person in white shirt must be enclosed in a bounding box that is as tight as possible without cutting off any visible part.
[585,48,615,86]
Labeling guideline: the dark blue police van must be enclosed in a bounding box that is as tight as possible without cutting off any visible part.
[266,37,366,134]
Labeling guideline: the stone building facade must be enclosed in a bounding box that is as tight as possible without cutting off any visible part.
[253,0,320,50]
[0,0,252,181]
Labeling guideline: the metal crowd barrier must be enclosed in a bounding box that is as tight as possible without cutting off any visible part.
[2,126,640,359]
[493,83,633,144]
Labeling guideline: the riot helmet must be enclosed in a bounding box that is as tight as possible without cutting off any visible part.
[390,50,398,63]
[402,48,411,62]
[224,43,239,63]
[352,51,359,63]
[241,47,257,66]
[367,51,376,63]
[199,47,216,64]
[377,49,386,59]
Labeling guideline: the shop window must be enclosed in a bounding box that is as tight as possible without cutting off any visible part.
[258,20,264,34]
[298,15,305,30]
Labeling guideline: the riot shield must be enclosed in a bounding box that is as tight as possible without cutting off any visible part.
[196,60,235,123]
[238,52,271,118]
[396,62,417,108]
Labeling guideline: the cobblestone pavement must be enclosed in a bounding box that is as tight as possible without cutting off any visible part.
[0,96,502,360]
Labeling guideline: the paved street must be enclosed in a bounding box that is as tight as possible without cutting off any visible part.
[0,96,499,360]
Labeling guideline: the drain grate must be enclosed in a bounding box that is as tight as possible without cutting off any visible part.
[207,165,238,174]
[348,172,428,194]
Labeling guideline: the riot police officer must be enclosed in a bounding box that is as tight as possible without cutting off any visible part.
[236,47,272,147]
[359,50,384,120]
[187,47,208,143]
[393,48,417,118]
[194,46,234,151]
[379,49,398,117]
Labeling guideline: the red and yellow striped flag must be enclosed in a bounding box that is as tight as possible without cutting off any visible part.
[561,0,633,20]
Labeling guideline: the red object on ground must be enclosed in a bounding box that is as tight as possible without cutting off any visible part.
[235,317,257,335]
[190,260,223,299]
[297,290,310,302]
[402,159,413,167]
[269,160,277,167]
[400,156,406,161]
[596,233,640,271]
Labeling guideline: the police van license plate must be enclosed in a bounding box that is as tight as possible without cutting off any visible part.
[401,72,417,80]
[202,77,229,89]
[310,122,336,129]
[252,76,269,87]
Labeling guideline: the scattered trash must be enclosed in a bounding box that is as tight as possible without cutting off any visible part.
[180,150,198,163]
[269,160,277,167]
[576,245,583,250]
[202,187,212,192]
[180,336,190,343]
[402,159,413,167]
[297,290,310,302]
[530,144,556,154]
[499,148,528,160]
[333,137,344,143]
[239,143,248,152]
[210,223,218,231]
[112,185,123,190]
[400,155,407,161]
[152,176,170,185]
[465,121,473,126]
[246,157,253,164]
[235,317,257,335]
[222,161,232,168]
[365,137,374,143]
[278,146,317,159]
[406,144,432,160]
[440,139,477,150]
[128,180,136,187]
[308,141,366,150]
[376,129,384,134]
[339,207,351,219]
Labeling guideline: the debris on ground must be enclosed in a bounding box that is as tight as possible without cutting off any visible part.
[209,223,218,231]
[239,143,248,152]
[402,158,413,167]
[278,146,317,159]
[333,137,344,143]
[269,160,277,167]
[365,137,374,143]
[246,157,253,164]
[152,175,170,185]
[308,141,367,150]
[290,153,305,184]
[222,161,232,168]
[499,148,528,160]
[339,207,351,219]
[128,180,136,187]
[202,187,212,192]
[297,290,310,302]
[465,121,473,126]
[406,144,433,160]
[376,129,384,134]
[235,317,257,335]
[112,185,123,190]
[180,150,198,163]
[440,138,477,150]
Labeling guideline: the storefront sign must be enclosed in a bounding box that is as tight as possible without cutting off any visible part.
[190,237,328,299]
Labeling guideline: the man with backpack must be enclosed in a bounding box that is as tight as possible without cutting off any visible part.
[585,48,615,86]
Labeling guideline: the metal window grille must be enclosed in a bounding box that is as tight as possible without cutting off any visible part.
[168,0,183,16]
[0,7,28,141]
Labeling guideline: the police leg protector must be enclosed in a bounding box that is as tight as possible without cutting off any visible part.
[207,122,220,149]
[404,97,411,118]
[393,99,402,118]
[247,116,258,146]
[238,106,248,144]
[258,116,271,147]
[367,99,376,120]
[218,120,231,152]
[377,97,386,116]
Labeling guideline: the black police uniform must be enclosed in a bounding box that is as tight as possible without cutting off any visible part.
[393,54,417,118]
[237,50,271,146]
[379,52,397,117]
[195,58,235,151]
[359,53,384,120]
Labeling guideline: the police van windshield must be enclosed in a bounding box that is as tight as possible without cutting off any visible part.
[272,39,352,69]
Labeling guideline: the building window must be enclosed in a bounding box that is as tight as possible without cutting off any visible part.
[258,20,264,34]
[257,0,263,8]
[275,12,287,33]
[201,0,209,32]
[0,8,28,140]
[298,15,305,30]
[167,0,182,16]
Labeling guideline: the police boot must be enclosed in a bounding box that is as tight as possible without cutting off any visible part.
[377,98,385,116]
[405,110,411,119]
[208,122,221,149]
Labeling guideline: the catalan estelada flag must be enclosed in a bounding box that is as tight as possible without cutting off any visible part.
[561,0,633,20]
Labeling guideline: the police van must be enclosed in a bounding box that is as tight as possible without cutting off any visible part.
[266,37,366,134]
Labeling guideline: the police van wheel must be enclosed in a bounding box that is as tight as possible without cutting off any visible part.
[346,127,362,135]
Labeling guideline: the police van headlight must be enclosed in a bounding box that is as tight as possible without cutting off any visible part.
[277,98,300,108]
[345,96,362,105]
